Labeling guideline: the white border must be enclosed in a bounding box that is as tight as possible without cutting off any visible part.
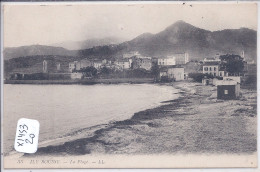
[1,1,259,172]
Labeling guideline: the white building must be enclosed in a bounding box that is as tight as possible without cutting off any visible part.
[69,61,78,72]
[115,59,131,69]
[93,60,103,69]
[158,53,189,66]
[174,53,189,64]
[202,62,228,77]
[160,67,184,81]
[158,57,176,66]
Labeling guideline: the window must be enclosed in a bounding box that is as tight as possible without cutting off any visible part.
[214,73,216,76]
[204,67,208,71]
[224,90,228,95]
[214,67,217,71]
[209,67,212,71]
[219,72,222,76]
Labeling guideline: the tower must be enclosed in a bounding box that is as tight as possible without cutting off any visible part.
[57,63,61,71]
[241,50,245,61]
[43,60,48,73]
[184,52,189,64]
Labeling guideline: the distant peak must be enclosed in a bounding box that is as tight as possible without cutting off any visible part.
[172,20,193,28]
[163,20,195,33]
[175,20,187,24]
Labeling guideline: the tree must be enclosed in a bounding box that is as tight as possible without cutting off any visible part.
[188,73,215,82]
[79,66,97,77]
[219,54,244,75]
[151,63,160,78]
[100,66,111,75]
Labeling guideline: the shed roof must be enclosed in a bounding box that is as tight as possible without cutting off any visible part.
[217,80,238,85]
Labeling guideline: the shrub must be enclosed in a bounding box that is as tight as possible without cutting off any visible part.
[160,76,171,83]
[189,73,205,82]
[189,73,214,82]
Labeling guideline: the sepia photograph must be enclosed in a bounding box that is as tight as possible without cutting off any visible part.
[2,2,258,168]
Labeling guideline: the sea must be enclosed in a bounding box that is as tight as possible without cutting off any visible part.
[3,84,179,154]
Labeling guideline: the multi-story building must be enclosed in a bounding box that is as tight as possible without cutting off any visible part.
[132,58,152,70]
[114,59,131,70]
[158,56,176,66]
[93,60,103,69]
[172,53,189,65]
[69,61,78,72]
[159,67,185,81]
[202,62,219,77]
[158,53,189,66]
[202,62,228,77]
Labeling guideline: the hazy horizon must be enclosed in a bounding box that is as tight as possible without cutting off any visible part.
[3,3,257,48]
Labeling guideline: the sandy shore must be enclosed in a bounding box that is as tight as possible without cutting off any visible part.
[24,81,256,156]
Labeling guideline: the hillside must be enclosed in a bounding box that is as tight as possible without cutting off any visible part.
[78,21,257,61]
[3,45,77,60]
[4,55,83,77]
[120,20,257,61]
[4,20,257,76]
[50,37,126,50]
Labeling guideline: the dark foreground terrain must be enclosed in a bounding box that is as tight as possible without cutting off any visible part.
[24,81,257,156]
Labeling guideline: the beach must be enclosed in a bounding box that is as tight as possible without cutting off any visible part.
[25,81,257,156]
[4,83,178,155]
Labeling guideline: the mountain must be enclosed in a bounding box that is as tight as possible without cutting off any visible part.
[50,37,127,50]
[3,45,77,60]
[78,20,256,62]
[120,20,257,61]
[4,20,257,76]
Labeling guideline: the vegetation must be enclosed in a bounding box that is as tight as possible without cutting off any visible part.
[243,75,257,88]
[219,54,244,75]
[189,73,215,82]
[151,63,160,78]
[160,76,171,83]
[78,66,98,77]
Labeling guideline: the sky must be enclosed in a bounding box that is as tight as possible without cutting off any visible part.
[3,2,258,47]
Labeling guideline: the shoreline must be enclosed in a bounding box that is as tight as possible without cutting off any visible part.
[24,83,184,157]
[6,81,257,157]
[4,82,178,157]
[4,78,154,85]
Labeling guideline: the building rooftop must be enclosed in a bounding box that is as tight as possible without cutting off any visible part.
[160,65,184,71]
[203,62,220,66]
[217,80,238,85]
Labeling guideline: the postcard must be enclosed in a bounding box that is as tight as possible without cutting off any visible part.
[2,2,257,168]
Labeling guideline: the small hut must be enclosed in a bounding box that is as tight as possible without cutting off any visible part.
[217,80,240,100]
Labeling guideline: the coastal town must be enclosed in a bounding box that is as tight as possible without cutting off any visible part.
[3,3,258,169]
[6,50,256,100]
